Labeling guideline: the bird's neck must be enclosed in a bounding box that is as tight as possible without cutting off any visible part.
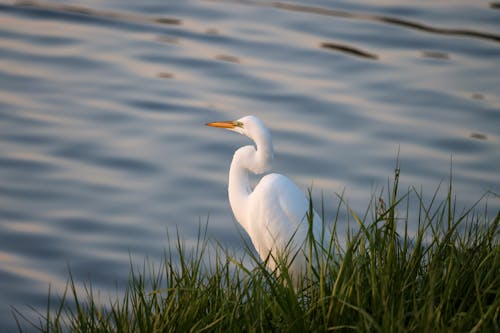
[228,150,252,229]
[228,134,273,230]
[253,130,273,174]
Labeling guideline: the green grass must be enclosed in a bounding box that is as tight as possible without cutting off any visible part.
[15,169,500,332]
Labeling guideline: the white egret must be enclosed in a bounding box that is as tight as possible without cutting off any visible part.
[207,115,327,280]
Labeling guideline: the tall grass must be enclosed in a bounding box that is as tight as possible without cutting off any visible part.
[15,169,500,332]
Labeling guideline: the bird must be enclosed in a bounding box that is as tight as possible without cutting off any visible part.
[206,115,328,281]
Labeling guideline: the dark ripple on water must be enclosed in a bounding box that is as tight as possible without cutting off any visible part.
[0,0,499,330]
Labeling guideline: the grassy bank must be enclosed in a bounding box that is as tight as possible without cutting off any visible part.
[15,170,500,332]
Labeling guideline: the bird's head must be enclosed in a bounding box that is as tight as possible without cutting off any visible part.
[206,115,265,139]
[206,115,273,172]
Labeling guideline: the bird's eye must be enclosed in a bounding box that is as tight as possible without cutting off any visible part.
[234,121,244,128]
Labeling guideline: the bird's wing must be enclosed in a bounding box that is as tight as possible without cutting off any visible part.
[246,173,310,260]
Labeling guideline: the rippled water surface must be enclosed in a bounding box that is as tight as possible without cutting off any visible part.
[1,0,499,329]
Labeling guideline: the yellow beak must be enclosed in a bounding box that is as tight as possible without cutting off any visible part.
[206,121,240,129]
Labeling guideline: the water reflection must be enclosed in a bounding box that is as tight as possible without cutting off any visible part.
[205,28,220,35]
[204,0,500,44]
[321,42,378,60]
[215,54,240,63]
[157,72,175,79]
[273,2,500,43]
[14,0,182,26]
[5,0,499,51]
[470,133,488,140]
[421,51,449,59]
[156,35,179,44]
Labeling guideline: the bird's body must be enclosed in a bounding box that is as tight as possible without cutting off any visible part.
[207,115,326,278]
[243,173,324,275]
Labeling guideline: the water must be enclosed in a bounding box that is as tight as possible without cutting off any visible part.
[0,0,499,330]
